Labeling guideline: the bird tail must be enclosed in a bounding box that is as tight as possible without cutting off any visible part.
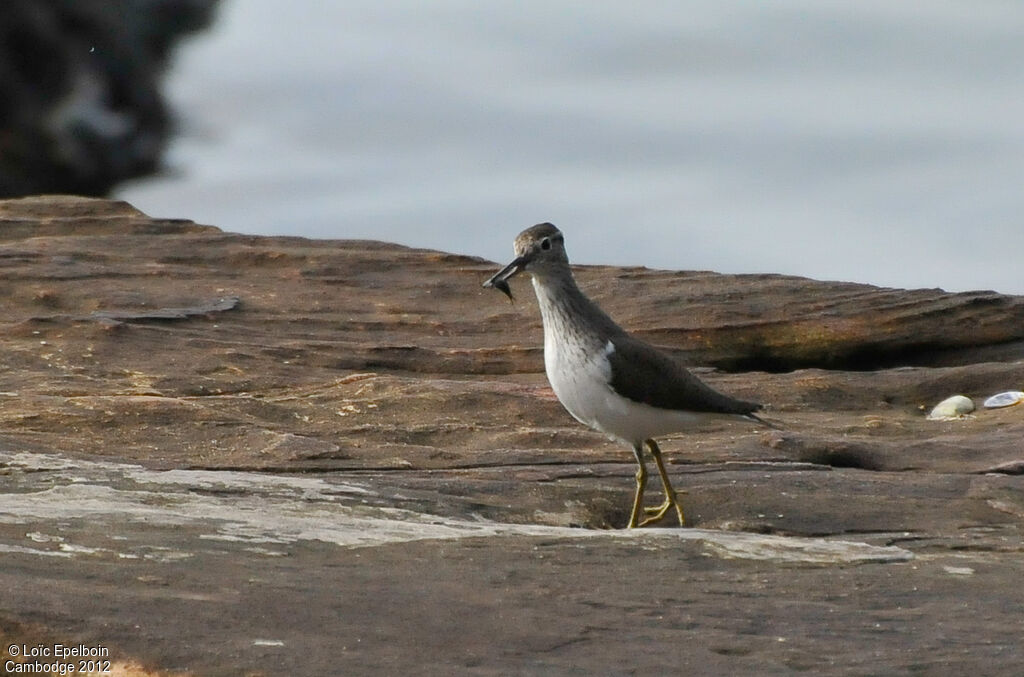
[743,409,782,430]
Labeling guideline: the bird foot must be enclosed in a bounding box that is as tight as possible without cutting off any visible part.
[635,494,685,527]
[642,500,672,516]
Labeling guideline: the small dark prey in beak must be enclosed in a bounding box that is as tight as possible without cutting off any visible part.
[482,255,527,303]
[487,277,514,301]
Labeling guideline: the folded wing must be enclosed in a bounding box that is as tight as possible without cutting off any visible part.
[607,335,761,416]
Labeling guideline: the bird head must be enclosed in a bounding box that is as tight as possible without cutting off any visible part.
[483,223,567,301]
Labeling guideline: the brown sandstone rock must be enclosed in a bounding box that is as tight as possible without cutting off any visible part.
[0,196,1022,675]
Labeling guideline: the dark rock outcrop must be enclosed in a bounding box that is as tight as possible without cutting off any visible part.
[0,0,220,197]
[0,196,1022,676]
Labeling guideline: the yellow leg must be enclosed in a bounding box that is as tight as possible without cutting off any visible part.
[637,439,685,527]
[627,443,648,528]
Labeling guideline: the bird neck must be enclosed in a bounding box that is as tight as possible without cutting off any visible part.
[530,268,621,350]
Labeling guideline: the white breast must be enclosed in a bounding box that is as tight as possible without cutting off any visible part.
[532,276,712,446]
[544,334,612,429]
[546,338,708,446]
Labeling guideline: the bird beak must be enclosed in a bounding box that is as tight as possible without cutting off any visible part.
[482,254,528,302]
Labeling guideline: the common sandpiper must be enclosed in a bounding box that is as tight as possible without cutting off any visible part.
[484,223,763,528]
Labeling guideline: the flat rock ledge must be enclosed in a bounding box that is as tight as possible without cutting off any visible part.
[1,196,1022,676]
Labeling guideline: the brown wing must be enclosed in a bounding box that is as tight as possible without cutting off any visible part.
[607,335,761,415]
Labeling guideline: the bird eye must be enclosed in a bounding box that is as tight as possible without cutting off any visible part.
[540,238,551,251]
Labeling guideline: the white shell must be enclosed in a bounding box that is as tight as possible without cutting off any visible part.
[982,391,1024,409]
[926,395,975,421]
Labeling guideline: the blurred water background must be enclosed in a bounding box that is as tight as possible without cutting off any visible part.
[117,1,1024,293]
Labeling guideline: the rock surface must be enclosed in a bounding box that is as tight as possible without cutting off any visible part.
[0,195,1023,675]
[0,0,220,197]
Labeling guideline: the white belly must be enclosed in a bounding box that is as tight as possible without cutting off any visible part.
[533,275,717,446]
[544,336,708,446]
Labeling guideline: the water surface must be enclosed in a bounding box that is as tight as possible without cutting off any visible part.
[118,1,1024,293]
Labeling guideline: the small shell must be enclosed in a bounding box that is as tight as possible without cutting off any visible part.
[926,395,975,421]
[982,391,1024,409]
